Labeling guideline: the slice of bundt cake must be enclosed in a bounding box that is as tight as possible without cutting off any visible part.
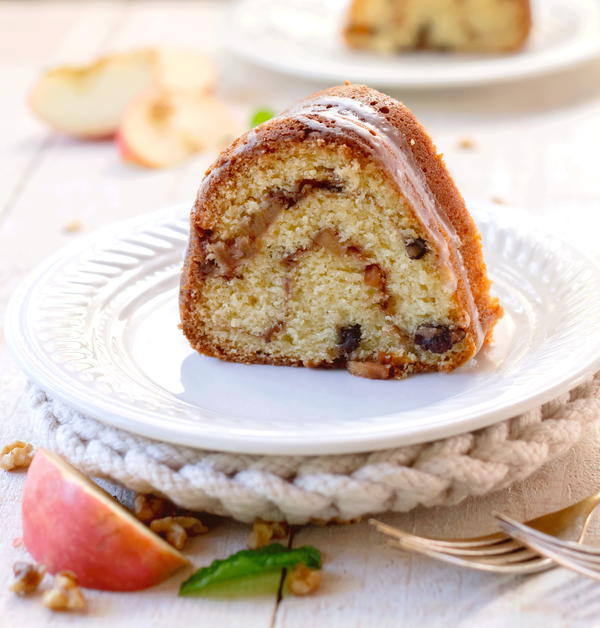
[180,84,502,379]
[344,0,531,53]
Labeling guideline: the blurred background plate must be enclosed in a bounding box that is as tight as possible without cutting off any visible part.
[5,202,600,455]
[222,0,600,88]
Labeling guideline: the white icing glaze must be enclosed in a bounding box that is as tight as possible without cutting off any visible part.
[284,95,484,351]
[196,127,260,201]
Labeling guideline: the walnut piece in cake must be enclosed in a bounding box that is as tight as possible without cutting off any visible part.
[347,361,392,380]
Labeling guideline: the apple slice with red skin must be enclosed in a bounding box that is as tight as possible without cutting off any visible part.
[22,449,189,591]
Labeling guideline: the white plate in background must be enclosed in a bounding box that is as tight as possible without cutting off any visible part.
[5,203,600,455]
[222,0,600,88]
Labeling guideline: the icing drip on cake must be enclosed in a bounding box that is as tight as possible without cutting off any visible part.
[283,96,483,351]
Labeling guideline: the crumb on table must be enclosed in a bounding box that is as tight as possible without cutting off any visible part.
[457,137,476,150]
[63,219,83,234]
[287,563,322,596]
[9,562,46,596]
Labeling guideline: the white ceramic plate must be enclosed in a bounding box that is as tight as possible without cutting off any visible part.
[6,203,600,455]
[222,0,600,88]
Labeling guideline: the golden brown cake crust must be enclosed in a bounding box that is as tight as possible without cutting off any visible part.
[180,84,502,376]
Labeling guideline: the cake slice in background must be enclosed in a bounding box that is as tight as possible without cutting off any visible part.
[344,0,531,53]
[180,84,502,380]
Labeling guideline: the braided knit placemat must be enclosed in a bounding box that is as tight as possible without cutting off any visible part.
[28,373,600,524]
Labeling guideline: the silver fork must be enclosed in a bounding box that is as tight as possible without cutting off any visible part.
[496,512,600,580]
[370,490,600,574]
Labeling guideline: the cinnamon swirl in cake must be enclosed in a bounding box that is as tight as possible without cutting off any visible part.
[180,84,502,379]
[344,0,531,53]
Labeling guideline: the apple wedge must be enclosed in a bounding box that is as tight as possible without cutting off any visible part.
[30,48,215,139]
[22,449,189,591]
[118,89,239,168]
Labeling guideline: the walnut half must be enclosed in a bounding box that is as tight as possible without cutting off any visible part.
[42,571,86,612]
[1,441,34,471]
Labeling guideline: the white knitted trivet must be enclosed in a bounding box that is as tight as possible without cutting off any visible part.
[28,373,600,524]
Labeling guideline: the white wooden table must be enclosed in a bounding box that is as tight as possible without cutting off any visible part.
[1,2,600,626]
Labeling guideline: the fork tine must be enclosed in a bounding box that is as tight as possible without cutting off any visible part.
[517,537,600,568]
[475,548,541,565]
[497,516,600,566]
[396,534,535,559]
[369,518,507,548]
[387,541,553,574]
[404,537,527,557]
[496,514,600,557]
[495,535,600,581]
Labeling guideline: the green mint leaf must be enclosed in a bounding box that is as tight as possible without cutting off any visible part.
[181,570,283,598]
[179,543,321,597]
[250,108,275,128]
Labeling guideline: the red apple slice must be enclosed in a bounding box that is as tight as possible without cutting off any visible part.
[118,89,239,168]
[30,48,216,139]
[22,449,189,591]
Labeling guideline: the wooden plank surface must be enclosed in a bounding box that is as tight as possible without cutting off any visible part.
[1,1,600,626]
[0,3,280,626]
